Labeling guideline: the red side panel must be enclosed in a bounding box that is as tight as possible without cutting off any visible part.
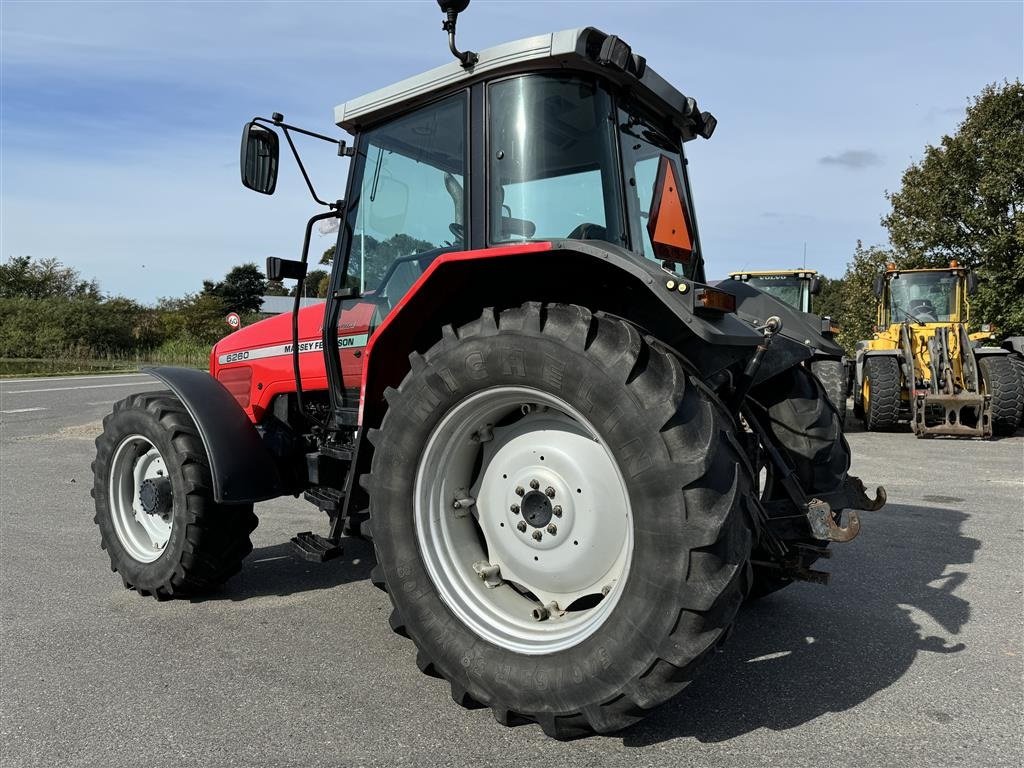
[210,242,552,425]
[359,242,554,425]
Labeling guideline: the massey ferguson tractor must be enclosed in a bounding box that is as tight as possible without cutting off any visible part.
[727,269,848,422]
[91,3,884,738]
[854,261,1023,437]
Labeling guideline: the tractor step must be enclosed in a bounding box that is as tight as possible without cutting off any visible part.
[320,444,353,462]
[290,531,343,562]
[304,485,345,513]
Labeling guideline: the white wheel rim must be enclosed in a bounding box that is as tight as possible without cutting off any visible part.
[108,434,173,563]
[413,386,634,655]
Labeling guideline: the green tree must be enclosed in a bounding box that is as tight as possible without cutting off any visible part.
[291,269,329,298]
[264,280,289,296]
[829,242,894,353]
[0,255,101,299]
[158,294,232,345]
[202,263,267,314]
[882,81,1024,334]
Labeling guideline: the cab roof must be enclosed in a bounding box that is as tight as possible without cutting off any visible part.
[334,27,713,140]
[729,269,819,278]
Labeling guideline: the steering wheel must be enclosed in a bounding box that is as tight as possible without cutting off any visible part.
[449,223,465,241]
[567,222,608,241]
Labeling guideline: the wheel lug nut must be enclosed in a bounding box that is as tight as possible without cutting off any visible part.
[553,505,562,517]
[530,479,540,490]
[515,486,525,497]
[510,504,520,514]
[532,530,543,541]
[517,521,528,533]
[545,486,555,498]
[547,524,557,535]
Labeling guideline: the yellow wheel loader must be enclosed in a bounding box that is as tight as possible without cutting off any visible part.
[853,261,1023,437]
[727,269,848,422]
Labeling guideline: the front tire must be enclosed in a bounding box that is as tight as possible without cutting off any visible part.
[978,355,1024,436]
[365,304,756,737]
[862,356,902,430]
[91,391,258,598]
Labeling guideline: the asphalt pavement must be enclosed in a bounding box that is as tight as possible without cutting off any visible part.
[1,373,1022,768]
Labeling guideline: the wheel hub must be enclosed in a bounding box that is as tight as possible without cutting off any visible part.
[520,489,552,528]
[139,477,172,517]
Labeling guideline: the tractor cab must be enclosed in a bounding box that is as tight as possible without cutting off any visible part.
[728,270,821,314]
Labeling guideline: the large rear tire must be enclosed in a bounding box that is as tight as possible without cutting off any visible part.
[746,366,852,599]
[809,358,848,425]
[91,391,258,598]
[978,355,1024,436]
[862,356,902,430]
[364,303,756,737]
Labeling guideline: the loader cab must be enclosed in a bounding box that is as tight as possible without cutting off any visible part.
[728,270,821,313]
[876,264,969,328]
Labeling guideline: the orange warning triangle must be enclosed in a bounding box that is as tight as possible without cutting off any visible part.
[646,156,693,262]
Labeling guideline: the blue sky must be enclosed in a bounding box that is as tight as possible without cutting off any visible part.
[2,0,1021,303]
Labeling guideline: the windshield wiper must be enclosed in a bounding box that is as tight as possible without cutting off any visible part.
[894,305,927,327]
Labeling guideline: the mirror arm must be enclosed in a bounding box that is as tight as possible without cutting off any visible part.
[278,124,332,208]
[251,115,355,209]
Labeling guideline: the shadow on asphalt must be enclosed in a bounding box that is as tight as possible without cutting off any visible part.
[194,536,377,602]
[621,502,980,747]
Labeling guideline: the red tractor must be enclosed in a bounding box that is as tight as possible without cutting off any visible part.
[92,2,884,738]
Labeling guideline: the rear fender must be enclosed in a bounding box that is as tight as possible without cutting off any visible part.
[146,367,285,504]
[357,241,765,429]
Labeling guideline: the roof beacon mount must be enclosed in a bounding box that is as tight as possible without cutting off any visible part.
[438,0,478,68]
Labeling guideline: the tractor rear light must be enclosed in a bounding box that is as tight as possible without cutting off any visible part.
[217,366,253,408]
[695,287,737,313]
[821,317,840,334]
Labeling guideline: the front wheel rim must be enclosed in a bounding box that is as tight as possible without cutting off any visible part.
[108,435,173,563]
[413,386,634,655]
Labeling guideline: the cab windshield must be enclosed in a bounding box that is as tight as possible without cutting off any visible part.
[745,275,809,312]
[887,271,959,324]
[488,75,625,247]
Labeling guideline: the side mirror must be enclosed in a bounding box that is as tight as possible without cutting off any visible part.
[266,257,306,282]
[967,270,979,295]
[240,122,279,195]
[809,276,822,296]
[872,273,884,298]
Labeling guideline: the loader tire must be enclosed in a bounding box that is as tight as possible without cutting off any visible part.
[91,391,258,599]
[809,358,848,425]
[979,355,1024,436]
[364,303,756,738]
[862,356,902,430]
[1010,353,1024,428]
[746,366,852,599]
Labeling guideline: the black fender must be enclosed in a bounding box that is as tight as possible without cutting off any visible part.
[359,240,769,428]
[973,346,1010,359]
[713,279,846,383]
[999,336,1024,356]
[146,366,284,504]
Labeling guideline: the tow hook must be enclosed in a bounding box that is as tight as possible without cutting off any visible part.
[805,499,860,543]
